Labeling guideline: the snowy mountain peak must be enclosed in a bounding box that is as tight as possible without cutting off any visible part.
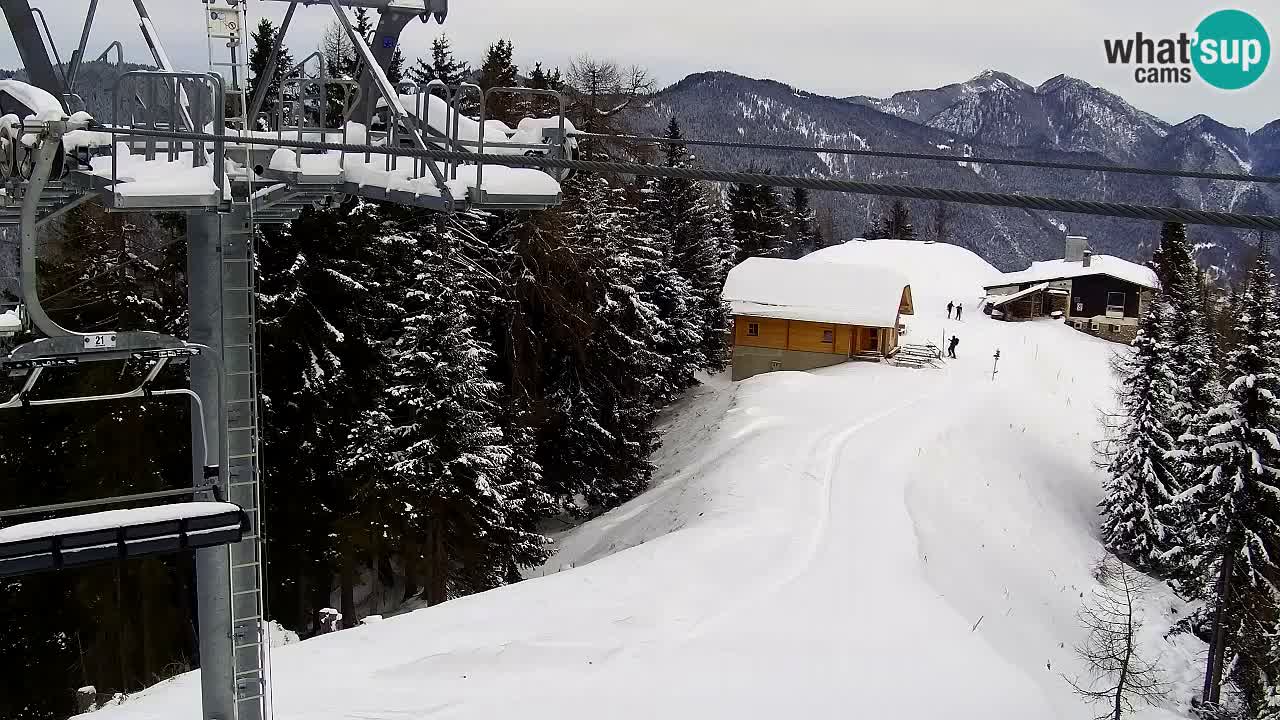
[1034,73,1086,94]
[968,69,1033,93]
[1175,113,1242,135]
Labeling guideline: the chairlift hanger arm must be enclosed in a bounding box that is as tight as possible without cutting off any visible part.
[0,0,65,97]
[67,0,101,91]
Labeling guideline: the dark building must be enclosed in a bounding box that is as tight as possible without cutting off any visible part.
[983,236,1159,343]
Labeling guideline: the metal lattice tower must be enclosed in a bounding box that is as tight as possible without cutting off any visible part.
[202,3,271,719]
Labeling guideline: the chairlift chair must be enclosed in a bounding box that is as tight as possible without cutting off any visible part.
[0,121,244,580]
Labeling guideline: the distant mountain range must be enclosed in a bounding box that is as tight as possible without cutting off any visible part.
[636,70,1280,275]
[3,63,1277,278]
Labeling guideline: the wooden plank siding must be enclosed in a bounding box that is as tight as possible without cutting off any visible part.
[735,316,889,356]
[734,316,789,349]
[833,325,853,356]
[787,320,840,353]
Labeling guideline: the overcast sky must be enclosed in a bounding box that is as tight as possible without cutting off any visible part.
[4,0,1276,131]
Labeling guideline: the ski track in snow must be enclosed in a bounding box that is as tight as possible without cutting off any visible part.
[86,240,1204,720]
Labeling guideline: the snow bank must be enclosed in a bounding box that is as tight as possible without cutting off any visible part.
[805,238,1002,303]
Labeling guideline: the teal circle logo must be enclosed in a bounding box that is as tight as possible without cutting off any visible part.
[1193,9,1270,90]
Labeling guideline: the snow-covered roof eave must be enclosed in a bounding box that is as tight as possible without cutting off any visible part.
[990,282,1051,307]
[983,258,1159,292]
[723,257,911,329]
[731,301,902,328]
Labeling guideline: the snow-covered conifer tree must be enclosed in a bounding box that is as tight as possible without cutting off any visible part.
[644,116,731,373]
[729,179,788,264]
[387,221,547,606]
[1176,251,1280,710]
[1101,296,1182,570]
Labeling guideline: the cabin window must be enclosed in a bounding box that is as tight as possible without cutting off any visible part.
[1106,292,1126,318]
[1110,324,1121,333]
[822,329,834,344]
[1091,321,1100,332]
[747,322,760,337]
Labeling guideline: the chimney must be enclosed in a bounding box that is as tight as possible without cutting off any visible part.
[1083,250,1093,268]
[1065,235,1089,263]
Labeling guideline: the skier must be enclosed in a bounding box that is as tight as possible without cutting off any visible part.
[947,301,954,319]
[948,335,960,359]
[956,302,964,321]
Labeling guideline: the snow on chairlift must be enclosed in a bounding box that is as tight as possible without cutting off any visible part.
[0,500,247,579]
[0,304,23,339]
[266,0,448,24]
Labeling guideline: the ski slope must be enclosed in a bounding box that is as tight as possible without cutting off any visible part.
[87,240,1204,720]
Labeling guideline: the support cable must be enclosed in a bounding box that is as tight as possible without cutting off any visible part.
[570,130,1280,186]
[105,126,1280,232]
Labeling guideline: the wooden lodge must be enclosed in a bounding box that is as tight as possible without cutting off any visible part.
[721,257,914,381]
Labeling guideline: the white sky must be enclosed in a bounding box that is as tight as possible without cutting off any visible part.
[4,0,1276,131]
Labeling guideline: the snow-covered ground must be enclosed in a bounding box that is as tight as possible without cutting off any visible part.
[87,239,1204,720]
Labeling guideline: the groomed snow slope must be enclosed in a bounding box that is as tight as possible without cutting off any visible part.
[88,240,1203,720]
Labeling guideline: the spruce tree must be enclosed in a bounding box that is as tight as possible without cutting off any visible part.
[787,187,820,258]
[478,39,519,125]
[1154,223,1218,447]
[645,117,730,372]
[1176,251,1280,710]
[386,221,549,605]
[729,179,788,264]
[524,62,564,116]
[635,178,702,399]
[524,173,665,508]
[1101,295,1182,570]
[878,200,916,241]
[257,202,393,630]
[414,36,470,85]
[387,46,407,85]
[248,18,294,127]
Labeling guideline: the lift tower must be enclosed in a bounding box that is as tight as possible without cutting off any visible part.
[0,3,570,719]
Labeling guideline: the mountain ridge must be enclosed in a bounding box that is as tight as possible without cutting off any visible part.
[638,69,1279,275]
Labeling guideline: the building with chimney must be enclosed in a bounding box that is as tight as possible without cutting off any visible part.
[982,236,1159,343]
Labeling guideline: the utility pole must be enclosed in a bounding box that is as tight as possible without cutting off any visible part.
[991,349,1001,381]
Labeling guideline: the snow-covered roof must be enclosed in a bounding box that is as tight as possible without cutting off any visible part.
[803,238,1002,301]
[722,257,913,327]
[989,283,1050,307]
[987,255,1158,291]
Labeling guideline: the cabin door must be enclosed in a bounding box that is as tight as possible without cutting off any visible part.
[863,327,879,353]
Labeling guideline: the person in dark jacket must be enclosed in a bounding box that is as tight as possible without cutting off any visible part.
[947,301,954,319]
[948,335,960,359]
[956,303,964,320]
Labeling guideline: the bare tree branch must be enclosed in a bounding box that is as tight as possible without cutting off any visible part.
[1064,555,1169,720]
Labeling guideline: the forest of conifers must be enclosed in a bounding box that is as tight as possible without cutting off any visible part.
[0,19,832,718]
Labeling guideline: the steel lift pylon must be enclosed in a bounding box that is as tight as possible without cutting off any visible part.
[0,1,571,718]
